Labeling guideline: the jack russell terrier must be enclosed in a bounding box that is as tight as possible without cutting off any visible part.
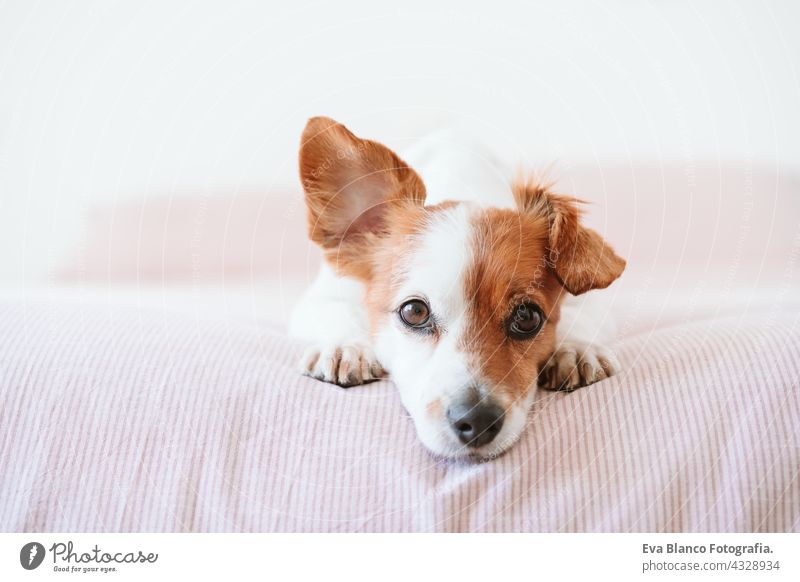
[289,117,625,460]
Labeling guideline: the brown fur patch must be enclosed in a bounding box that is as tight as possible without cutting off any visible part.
[512,177,626,295]
[462,207,565,403]
[299,117,426,273]
[426,398,443,420]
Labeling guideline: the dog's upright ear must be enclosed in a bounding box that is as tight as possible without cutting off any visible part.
[513,178,626,295]
[299,117,426,257]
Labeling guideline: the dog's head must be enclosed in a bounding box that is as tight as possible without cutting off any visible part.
[299,117,625,459]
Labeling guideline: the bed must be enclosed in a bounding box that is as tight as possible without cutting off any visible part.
[1,163,798,532]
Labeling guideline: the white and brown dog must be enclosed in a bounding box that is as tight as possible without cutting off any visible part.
[289,117,625,460]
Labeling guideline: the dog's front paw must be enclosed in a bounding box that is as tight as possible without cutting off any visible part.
[299,343,385,387]
[539,343,620,391]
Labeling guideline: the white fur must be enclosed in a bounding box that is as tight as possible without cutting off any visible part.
[401,127,515,209]
[373,205,475,456]
[289,263,383,385]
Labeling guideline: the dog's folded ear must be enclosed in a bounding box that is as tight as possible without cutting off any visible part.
[299,117,426,251]
[513,179,626,295]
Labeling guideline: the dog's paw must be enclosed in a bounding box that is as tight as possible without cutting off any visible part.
[539,343,620,392]
[299,343,385,387]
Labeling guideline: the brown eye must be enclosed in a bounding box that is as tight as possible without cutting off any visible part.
[399,299,431,329]
[507,303,544,340]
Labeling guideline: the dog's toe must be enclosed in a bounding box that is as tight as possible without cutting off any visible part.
[540,343,620,391]
[299,343,384,387]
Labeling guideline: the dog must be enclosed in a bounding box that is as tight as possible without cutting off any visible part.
[289,117,626,460]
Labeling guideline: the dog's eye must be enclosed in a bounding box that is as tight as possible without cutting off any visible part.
[507,302,544,340]
[399,299,431,328]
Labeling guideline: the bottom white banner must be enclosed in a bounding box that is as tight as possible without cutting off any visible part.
[1,533,796,581]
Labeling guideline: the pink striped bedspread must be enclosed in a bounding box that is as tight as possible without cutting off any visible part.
[1,293,798,533]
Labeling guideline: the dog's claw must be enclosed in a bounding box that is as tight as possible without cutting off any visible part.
[539,343,620,391]
[299,343,385,387]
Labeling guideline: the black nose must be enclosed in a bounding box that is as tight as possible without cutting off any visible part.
[447,400,505,448]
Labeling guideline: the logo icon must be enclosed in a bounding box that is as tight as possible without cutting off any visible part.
[20,542,46,570]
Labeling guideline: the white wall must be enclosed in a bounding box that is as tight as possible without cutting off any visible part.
[1,0,799,285]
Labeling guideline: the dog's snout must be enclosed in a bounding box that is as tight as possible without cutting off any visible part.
[447,400,505,448]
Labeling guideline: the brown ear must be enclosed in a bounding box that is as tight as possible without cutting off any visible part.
[513,179,626,295]
[299,117,426,250]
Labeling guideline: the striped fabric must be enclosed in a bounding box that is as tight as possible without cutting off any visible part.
[1,298,798,532]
